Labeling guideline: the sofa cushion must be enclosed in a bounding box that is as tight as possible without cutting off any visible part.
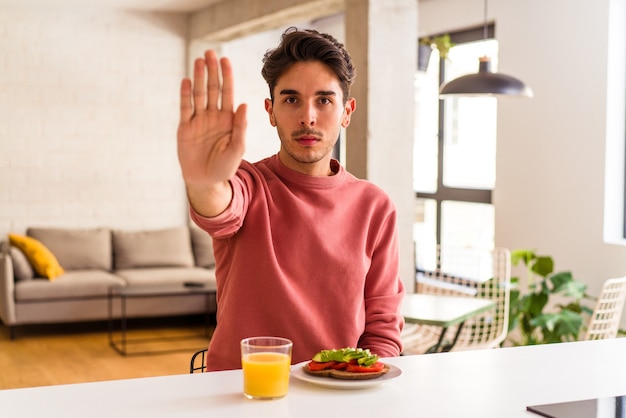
[9,246,35,281]
[112,226,194,270]
[115,267,216,289]
[190,226,216,268]
[8,233,65,280]
[14,270,126,301]
[27,227,112,271]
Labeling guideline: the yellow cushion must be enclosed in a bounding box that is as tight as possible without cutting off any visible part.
[8,233,65,280]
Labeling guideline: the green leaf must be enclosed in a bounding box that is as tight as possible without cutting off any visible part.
[531,313,559,332]
[531,310,584,343]
[511,249,535,267]
[549,271,574,289]
[553,310,584,341]
[530,256,553,278]
[581,305,594,315]
[509,289,520,307]
[430,34,454,58]
[525,292,549,317]
[508,314,519,333]
[555,280,587,299]
[560,302,583,313]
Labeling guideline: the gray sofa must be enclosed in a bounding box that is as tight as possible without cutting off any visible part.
[0,225,217,339]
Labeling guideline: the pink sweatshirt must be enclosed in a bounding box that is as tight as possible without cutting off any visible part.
[191,154,405,371]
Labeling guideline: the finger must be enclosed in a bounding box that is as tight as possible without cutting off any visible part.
[192,58,207,110]
[179,78,193,123]
[220,57,234,113]
[205,50,220,110]
[230,103,248,156]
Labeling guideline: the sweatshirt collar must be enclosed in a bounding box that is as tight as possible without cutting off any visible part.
[270,154,346,189]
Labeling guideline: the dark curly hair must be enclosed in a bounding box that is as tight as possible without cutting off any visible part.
[261,27,356,104]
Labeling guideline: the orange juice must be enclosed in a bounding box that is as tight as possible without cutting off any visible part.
[242,352,291,399]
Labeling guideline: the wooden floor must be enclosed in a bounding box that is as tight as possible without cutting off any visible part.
[0,316,213,390]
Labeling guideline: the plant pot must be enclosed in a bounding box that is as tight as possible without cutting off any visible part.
[418,44,433,72]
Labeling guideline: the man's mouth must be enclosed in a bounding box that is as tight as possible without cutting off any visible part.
[293,129,323,146]
[296,135,319,146]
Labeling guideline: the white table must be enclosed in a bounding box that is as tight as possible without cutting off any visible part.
[401,293,496,352]
[2,338,626,417]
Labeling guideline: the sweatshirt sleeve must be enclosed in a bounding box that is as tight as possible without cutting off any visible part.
[358,208,405,357]
[189,166,253,239]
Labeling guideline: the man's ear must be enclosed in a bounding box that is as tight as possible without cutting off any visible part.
[264,98,277,127]
[341,97,356,128]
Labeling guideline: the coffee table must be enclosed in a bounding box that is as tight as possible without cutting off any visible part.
[107,284,216,355]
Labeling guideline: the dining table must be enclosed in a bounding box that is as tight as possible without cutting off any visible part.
[401,292,496,352]
[2,338,626,417]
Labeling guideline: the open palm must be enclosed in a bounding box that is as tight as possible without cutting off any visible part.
[177,50,247,189]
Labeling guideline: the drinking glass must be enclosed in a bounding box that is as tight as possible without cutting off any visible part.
[240,336,293,400]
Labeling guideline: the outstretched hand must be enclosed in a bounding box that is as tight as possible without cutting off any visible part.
[177,50,247,191]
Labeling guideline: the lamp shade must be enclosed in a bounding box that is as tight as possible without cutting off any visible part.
[439,56,533,98]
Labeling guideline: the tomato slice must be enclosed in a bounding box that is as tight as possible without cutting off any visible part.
[330,361,348,370]
[345,361,385,373]
[307,361,336,371]
[308,360,384,373]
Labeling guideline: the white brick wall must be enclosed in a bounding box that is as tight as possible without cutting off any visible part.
[0,8,190,235]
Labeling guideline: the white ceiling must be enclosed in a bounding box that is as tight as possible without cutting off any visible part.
[0,0,224,12]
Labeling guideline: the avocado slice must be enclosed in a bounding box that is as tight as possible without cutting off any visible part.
[311,348,379,366]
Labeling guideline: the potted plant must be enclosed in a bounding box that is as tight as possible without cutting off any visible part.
[418,34,454,71]
[506,249,593,346]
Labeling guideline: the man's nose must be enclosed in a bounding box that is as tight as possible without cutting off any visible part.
[299,104,316,126]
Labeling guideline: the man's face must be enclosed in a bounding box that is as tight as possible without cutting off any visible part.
[264,61,356,176]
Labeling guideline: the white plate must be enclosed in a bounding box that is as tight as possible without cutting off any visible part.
[290,361,402,390]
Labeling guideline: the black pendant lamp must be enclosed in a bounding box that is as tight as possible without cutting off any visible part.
[439,0,533,98]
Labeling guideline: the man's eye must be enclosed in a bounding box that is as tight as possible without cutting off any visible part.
[285,97,297,104]
[320,97,332,105]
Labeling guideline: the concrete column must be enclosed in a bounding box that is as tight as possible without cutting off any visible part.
[344,0,417,293]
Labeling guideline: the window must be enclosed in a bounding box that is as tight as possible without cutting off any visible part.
[414,26,497,269]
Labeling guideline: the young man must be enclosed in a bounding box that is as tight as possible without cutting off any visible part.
[177,27,404,371]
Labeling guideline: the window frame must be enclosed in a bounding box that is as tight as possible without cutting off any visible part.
[416,24,495,245]
[623,108,626,239]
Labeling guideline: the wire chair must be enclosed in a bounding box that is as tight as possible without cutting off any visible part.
[584,276,626,341]
[402,246,511,354]
[189,348,208,373]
